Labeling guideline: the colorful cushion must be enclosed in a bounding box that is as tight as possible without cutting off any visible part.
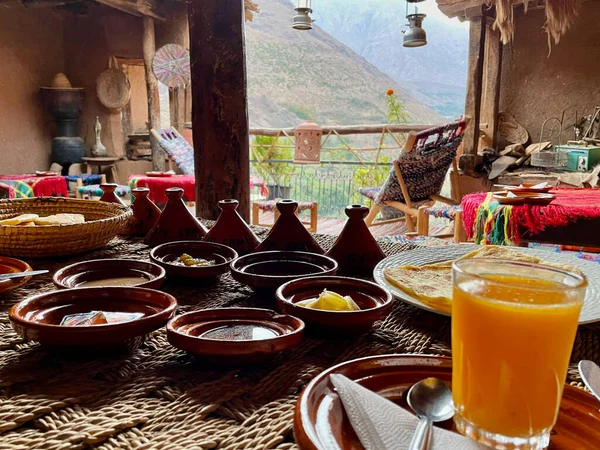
[158,135,195,175]
[359,186,381,200]
[255,200,315,212]
[66,174,104,185]
[78,184,130,198]
[422,205,461,219]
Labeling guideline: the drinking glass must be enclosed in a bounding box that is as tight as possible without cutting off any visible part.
[452,259,587,450]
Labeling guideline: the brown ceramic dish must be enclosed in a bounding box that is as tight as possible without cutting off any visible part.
[496,183,554,194]
[150,241,238,281]
[0,256,33,294]
[53,259,166,289]
[167,308,305,363]
[276,276,393,334]
[295,354,600,450]
[9,287,177,350]
[493,191,555,206]
[230,251,338,291]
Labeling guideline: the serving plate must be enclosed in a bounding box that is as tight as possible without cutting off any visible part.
[0,256,33,294]
[493,191,555,206]
[295,354,600,450]
[495,183,553,194]
[373,244,600,323]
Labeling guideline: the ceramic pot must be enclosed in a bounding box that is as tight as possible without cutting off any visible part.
[144,187,207,247]
[204,199,260,255]
[325,205,385,276]
[254,199,323,254]
[126,188,161,237]
[99,183,127,207]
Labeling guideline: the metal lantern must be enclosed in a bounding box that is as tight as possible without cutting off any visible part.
[293,0,313,30]
[403,13,427,47]
[294,120,322,164]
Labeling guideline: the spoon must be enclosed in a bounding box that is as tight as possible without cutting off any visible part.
[579,360,600,403]
[407,377,455,450]
[0,270,49,280]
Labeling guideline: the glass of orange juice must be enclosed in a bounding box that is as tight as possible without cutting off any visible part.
[452,259,587,449]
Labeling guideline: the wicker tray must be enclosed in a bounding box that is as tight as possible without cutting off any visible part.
[0,197,131,258]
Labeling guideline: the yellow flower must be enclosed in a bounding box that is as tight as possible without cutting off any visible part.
[386,89,394,96]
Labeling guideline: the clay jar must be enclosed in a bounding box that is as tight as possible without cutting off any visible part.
[99,183,127,207]
[144,187,207,247]
[204,199,260,255]
[325,205,385,276]
[126,188,161,237]
[254,199,323,254]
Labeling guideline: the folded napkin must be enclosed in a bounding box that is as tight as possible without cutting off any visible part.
[330,374,489,450]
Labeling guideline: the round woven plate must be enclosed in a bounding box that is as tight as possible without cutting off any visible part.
[373,244,600,324]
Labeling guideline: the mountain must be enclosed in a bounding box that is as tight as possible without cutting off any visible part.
[313,0,468,119]
[245,0,444,128]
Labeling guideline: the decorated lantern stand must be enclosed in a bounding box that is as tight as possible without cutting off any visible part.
[293,120,322,164]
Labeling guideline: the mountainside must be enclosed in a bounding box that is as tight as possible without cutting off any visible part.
[313,0,468,119]
[245,0,443,128]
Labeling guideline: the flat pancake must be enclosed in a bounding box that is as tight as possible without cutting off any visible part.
[0,214,39,226]
[33,214,85,226]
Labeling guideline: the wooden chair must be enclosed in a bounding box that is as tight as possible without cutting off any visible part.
[362,119,468,242]
[150,127,193,175]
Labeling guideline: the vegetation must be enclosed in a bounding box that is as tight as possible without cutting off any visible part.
[251,135,296,187]
[385,89,410,124]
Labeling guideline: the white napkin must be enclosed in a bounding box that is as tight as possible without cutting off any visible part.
[330,374,490,450]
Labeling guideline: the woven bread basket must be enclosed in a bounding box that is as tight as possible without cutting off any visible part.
[0,198,131,258]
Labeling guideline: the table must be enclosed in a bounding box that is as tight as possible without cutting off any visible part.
[82,157,120,182]
[462,189,600,247]
[0,174,68,198]
[0,228,596,449]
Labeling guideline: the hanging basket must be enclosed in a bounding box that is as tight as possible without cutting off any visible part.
[96,56,131,110]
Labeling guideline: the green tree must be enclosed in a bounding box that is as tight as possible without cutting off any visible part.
[251,135,296,186]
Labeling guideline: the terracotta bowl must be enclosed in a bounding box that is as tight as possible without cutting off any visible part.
[150,241,238,281]
[0,256,33,295]
[53,259,166,289]
[167,308,305,363]
[230,251,338,291]
[9,287,177,350]
[275,276,393,334]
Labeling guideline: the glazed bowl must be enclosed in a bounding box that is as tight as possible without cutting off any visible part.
[150,241,238,281]
[275,276,393,334]
[0,256,33,295]
[167,308,305,363]
[9,287,177,350]
[53,259,166,289]
[230,251,338,291]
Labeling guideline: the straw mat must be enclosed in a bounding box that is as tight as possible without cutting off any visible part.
[0,224,598,449]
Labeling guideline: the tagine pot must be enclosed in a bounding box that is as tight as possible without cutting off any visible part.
[204,199,260,255]
[144,187,207,247]
[99,183,127,207]
[254,199,323,254]
[126,187,161,237]
[325,205,385,276]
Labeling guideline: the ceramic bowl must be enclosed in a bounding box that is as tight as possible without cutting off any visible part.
[9,287,177,350]
[0,256,33,295]
[167,308,305,363]
[230,251,338,291]
[275,276,393,334]
[150,241,238,281]
[53,259,166,289]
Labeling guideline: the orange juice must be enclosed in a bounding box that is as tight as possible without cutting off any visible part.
[452,262,586,448]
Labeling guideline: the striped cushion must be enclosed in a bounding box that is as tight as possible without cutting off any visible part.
[255,200,315,212]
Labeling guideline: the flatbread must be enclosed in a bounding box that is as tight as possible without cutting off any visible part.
[383,246,583,313]
[33,214,85,226]
[0,214,39,226]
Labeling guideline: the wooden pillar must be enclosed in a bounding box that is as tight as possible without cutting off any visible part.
[480,16,503,150]
[143,16,166,171]
[460,8,486,174]
[169,87,186,132]
[188,0,250,221]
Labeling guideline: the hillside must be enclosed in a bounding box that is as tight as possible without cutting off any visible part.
[314,0,468,119]
[245,0,443,128]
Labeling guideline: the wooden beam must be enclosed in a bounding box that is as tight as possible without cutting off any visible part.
[249,123,435,137]
[142,16,166,171]
[188,0,250,221]
[94,0,165,21]
[460,10,486,174]
[480,16,503,150]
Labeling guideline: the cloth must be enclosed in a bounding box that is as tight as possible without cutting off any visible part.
[330,374,487,450]
[250,176,269,197]
[462,188,600,245]
[78,184,130,198]
[0,180,34,198]
[129,175,196,204]
[157,130,195,175]
[0,174,68,197]
[65,174,104,185]
[359,186,381,200]
[423,204,461,219]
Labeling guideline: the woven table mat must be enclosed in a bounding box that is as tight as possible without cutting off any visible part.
[0,223,598,449]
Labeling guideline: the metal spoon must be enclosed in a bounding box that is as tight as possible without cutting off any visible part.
[579,360,600,403]
[0,270,49,280]
[407,377,455,450]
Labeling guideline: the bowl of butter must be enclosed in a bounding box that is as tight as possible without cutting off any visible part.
[275,276,392,334]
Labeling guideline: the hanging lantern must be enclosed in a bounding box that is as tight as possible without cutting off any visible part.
[403,13,427,47]
[294,120,322,164]
[293,0,313,30]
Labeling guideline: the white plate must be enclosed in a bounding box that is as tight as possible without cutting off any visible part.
[373,244,600,324]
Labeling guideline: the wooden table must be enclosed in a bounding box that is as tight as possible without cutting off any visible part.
[82,156,120,182]
[0,228,597,449]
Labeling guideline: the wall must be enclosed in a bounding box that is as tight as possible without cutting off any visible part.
[0,5,65,174]
[500,3,600,145]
